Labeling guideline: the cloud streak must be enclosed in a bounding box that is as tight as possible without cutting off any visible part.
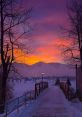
[16,0,70,64]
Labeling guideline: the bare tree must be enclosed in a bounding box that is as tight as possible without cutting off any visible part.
[62,0,82,66]
[0,0,31,113]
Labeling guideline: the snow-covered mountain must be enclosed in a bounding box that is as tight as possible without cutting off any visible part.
[10,62,75,78]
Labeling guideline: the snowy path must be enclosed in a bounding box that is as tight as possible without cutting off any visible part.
[8,86,82,117]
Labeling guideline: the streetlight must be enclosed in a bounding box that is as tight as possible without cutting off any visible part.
[41,72,45,83]
[41,73,45,89]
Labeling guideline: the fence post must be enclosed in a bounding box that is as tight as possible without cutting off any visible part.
[17,97,19,113]
[24,93,26,107]
[39,83,40,93]
[35,84,36,99]
[30,92,31,102]
[5,103,7,117]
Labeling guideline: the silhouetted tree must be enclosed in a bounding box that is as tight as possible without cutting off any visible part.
[62,0,82,66]
[0,0,31,113]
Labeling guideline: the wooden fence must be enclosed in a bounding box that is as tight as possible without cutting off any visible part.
[59,81,76,100]
[1,90,35,117]
[35,81,48,98]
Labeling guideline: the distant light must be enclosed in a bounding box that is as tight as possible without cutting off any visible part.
[41,73,45,75]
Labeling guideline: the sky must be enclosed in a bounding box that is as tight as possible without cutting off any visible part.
[16,0,71,65]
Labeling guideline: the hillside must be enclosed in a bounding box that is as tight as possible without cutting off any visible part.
[10,62,75,78]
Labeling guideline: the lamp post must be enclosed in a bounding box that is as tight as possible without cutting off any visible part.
[41,73,45,88]
[41,73,45,83]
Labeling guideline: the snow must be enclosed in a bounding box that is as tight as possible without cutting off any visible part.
[1,79,81,117]
[8,79,55,99]
[0,62,79,117]
[30,86,82,117]
[11,80,35,98]
[70,98,82,112]
[4,85,82,117]
[71,80,76,90]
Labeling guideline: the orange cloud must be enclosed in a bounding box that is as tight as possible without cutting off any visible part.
[54,39,73,47]
[14,34,73,65]
[14,44,62,65]
[16,54,61,65]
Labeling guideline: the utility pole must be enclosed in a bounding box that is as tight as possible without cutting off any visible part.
[80,46,82,69]
[76,64,77,94]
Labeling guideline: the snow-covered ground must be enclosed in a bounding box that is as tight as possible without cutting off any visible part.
[0,79,82,117]
[9,80,35,98]
[8,79,55,99]
[71,80,76,90]
[4,86,82,117]
[13,79,76,98]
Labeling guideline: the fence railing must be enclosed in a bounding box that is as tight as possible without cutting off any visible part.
[0,81,48,117]
[59,81,76,100]
[35,81,48,98]
[0,90,35,117]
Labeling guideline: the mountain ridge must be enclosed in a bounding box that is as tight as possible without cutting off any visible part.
[14,62,70,66]
[11,62,75,78]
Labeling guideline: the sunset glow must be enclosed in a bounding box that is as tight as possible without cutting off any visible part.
[15,0,72,65]
[15,38,72,65]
